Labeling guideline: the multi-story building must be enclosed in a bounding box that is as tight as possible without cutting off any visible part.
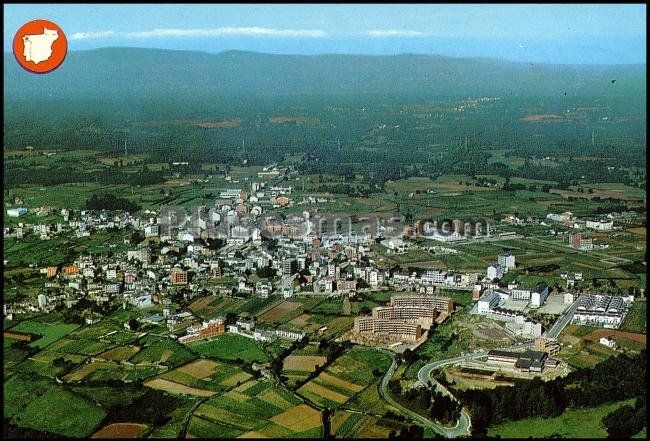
[178,318,225,344]
[275,329,306,341]
[569,233,594,251]
[510,287,531,301]
[170,268,188,285]
[530,283,550,307]
[283,259,297,275]
[498,252,516,269]
[220,189,242,199]
[352,294,453,343]
[144,224,159,237]
[336,279,357,293]
[353,316,422,342]
[390,295,454,314]
[486,263,505,280]
[63,265,79,275]
[477,291,501,314]
[535,337,561,356]
[127,248,151,264]
[586,219,614,231]
[372,305,438,329]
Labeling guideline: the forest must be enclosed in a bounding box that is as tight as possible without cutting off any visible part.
[4,49,646,191]
[455,350,646,436]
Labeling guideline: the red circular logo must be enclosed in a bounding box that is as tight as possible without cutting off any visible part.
[13,19,67,74]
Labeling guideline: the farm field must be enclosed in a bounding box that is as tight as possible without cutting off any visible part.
[488,399,636,438]
[8,320,80,349]
[189,332,269,363]
[621,300,647,334]
[91,423,148,438]
[151,358,252,394]
[258,300,302,323]
[4,376,106,438]
[187,379,320,438]
[297,347,390,408]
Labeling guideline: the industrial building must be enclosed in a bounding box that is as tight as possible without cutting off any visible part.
[572,293,632,328]
[487,349,549,372]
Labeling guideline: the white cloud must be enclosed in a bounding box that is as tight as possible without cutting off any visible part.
[68,26,327,41]
[68,31,116,40]
[365,29,426,38]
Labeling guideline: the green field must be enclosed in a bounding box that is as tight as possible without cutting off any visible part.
[9,321,80,349]
[621,300,647,333]
[129,337,197,367]
[488,399,636,438]
[5,376,106,437]
[189,333,269,363]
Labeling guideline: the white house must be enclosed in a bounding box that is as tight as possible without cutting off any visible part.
[477,291,501,314]
[486,263,505,281]
[599,336,617,349]
[7,208,28,217]
[586,219,614,231]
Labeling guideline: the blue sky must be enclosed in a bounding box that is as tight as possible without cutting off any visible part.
[4,4,646,64]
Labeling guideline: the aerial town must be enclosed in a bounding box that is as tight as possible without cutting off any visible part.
[4,3,646,440]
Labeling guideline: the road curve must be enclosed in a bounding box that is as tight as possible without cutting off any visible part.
[413,342,535,438]
[378,353,449,437]
[378,342,535,438]
[378,350,480,438]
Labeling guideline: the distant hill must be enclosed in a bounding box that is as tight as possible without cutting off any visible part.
[4,48,646,101]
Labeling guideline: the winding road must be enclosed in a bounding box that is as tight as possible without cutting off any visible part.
[378,353,453,438]
[379,341,535,438]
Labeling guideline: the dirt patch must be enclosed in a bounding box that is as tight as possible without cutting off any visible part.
[63,361,110,382]
[258,301,301,322]
[269,116,318,125]
[91,423,148,438]
[195,119,241,129]
[144,378,216,397]
[298,381,349,404]
[220,371,252,387]
[3,331,31,341]
[585,329,646,344]
[318,372,364,393]
[289,313,312,327]
[520,114,564,122]
[189,296,216,313]
[331,411,352,434]
[160,349,174,363]
[178,359,220,379]
[283,355,326,372]
[270,404,322,431]
[238,431,268,438]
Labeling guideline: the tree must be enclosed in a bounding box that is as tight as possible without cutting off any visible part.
[127,318,140,331]
[402,348,419,365]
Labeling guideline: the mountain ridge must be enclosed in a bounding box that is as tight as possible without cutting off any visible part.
[4,47,646,101]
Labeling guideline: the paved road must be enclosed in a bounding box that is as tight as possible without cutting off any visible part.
[412,342,534,438]
[545,297,581,339]
[378,353,450,437]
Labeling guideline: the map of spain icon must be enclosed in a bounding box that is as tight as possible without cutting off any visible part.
[13,19,67,73]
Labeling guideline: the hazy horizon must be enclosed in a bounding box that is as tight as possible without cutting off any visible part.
[4,4,646,65]
[4,45,648,67]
